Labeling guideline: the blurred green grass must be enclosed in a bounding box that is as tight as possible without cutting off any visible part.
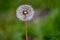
[0,0,60,40]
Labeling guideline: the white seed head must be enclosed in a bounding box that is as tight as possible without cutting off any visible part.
[16,5,34,21]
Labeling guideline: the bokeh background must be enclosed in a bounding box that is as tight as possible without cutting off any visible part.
[0,0,60,40]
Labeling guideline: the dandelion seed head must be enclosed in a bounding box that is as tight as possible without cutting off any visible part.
[16,5,34,21]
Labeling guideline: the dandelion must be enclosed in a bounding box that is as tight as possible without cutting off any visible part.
[16,5,34,21]
[16,4,34,40]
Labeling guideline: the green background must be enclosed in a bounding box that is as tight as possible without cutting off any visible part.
[0,0,60,40]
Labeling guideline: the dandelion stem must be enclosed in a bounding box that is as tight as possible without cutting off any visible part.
[24,21,28,40]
